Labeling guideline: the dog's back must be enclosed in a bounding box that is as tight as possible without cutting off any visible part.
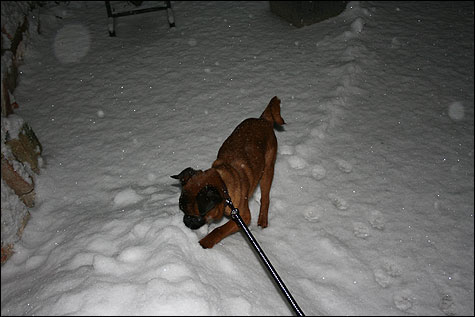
[216,96,284,165]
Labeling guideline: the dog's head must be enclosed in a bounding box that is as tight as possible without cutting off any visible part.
[171,167,226,230]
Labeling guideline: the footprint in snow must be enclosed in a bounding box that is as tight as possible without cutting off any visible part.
[335,159,353,173]
[311,164,327,180]
[368,209,385,230]
[287,155,308,170]
[373,268,391,288]
[439,293,456,316]
[279,145,309,172]
[353,222,370,239]
[328,193,349,210]
[303,205,322,223]
[393,289,414,312]
[295,143,315,159]
[351,17,365,34]
[310,124,328,140]
[373,259,402,288]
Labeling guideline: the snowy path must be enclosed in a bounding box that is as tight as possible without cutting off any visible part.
[2,1,473,316]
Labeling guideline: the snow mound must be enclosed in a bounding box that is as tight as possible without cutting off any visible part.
[113,188,143,207]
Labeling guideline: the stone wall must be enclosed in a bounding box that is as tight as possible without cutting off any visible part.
[1,1,42,264]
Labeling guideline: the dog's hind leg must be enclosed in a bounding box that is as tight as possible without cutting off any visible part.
[257,140,277,228]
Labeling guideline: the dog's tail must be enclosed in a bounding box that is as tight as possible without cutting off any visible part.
[260,96,285,126]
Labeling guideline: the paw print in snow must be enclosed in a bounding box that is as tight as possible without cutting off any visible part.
[311,164,326,180]
[382,260,402,278]
[353,222,370,239]
[374,268,391,288]
[335,159,352,173]
[328,193,349,210]
[368,209,385,230]
[374,259,402,288]
[439,294,456,316]
[287,155,308,169]
[393,289,414,312]
[303,206,322,223]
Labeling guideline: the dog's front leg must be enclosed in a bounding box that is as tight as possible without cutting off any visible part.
[199,204,251,248]
[199,220,239,248]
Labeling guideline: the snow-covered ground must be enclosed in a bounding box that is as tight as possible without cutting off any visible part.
[1,1,473,315]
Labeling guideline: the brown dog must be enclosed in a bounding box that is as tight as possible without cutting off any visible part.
[171,96,285,248]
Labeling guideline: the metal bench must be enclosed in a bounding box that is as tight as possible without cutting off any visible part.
[105,1,175,37]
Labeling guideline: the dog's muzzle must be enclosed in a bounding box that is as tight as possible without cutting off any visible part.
[183,214,206,229]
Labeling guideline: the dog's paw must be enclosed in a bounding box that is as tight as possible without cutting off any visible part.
[199,236,217,249]
[257,217,268,228]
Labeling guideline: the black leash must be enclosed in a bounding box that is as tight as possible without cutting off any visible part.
[224,194,305,316]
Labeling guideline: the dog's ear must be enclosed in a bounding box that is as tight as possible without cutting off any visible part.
[171,167,200,186]
[196,185,223,216]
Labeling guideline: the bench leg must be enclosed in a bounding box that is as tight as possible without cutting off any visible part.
[108,16,116,37]
[166,1,175,27]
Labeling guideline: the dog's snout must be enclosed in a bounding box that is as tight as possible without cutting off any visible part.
[183,214,206,230]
